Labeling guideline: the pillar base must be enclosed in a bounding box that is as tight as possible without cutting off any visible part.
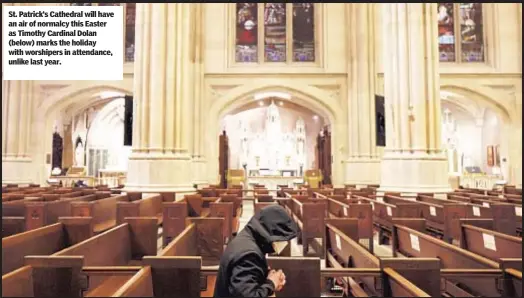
[2,156,33,184]
[344,158,381,187]
[125,153,195,192]
[191,157,208,186]
[378,152,452,194]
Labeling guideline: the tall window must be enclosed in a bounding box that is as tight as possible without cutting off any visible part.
[236,3,259,62]
[438,3,485,63]
[235,3,316,64]
[292,3,315,62]
[264,4,286,62]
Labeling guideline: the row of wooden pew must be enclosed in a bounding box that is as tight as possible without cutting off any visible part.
[275,188,522,297]
[1,183,521,297]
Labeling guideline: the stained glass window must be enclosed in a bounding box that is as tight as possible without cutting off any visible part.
[235,3,316,64]
[292,3,315,62]
[459,3,484,62]
[438,3,485,63]
[235,3,258,63]
[264,3,286,62]
[125,3,136,62]
[437,3,455,62]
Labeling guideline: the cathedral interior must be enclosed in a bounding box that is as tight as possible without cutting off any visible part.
[1,3,522,298]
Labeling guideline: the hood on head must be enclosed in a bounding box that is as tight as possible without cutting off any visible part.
[245,205,298,254]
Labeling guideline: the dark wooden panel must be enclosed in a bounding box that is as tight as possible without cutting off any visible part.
[267,257,321,297]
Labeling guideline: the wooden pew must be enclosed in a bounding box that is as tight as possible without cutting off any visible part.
[2,217,93,275]
[131,219,224,297]
[71,194,130,233]
[459,223,522,262]
[391,223,516,296]
[161,198,235,247]
[1,217,158,297]
[2,216,26,237]
[116,193,169,226]
[184,194,216,217]
[113,256,433,297]
[255,194,274,202]
[129,218,296,297]
[3,191,112,235]
[210,201,237,243]
[288,196,327,257]
[450,192,522,236]
[219,194,242,217]
[324,218,436,296]
[2,256,144,298]
[51,217,157,266]
[354,195,423,245]
[323,196,374,253]
[154,217,224,266]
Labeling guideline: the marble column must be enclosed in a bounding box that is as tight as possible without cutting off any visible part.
[379,3,452,194]
[191,4,208,186]
[2,81,35,184]
[126,3,195,192]
[345,3,381,187]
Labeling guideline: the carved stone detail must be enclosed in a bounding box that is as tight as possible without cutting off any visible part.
[311,84,341,102]
[209,85,241,101]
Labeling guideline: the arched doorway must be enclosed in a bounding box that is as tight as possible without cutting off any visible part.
[220,96,327,189]
[33,81,133,184]
[439,85,518,185]
[206,81,345,186]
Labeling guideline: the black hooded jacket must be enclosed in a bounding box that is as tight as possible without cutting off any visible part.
[214,205,298,297]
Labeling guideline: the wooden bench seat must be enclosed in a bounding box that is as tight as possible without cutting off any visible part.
[157,217,224,266]
[281,195,327,257]
[116,193,170,226]
[420,194,519,238]
[353,196,423,245]
[392,223,520,296]
[2,192,112,236]
[324,219,439,296]
[459,223,522,262]
[2,259,143,298]
[323,196,374,253]
[125,217,293,297]
[71,194,130,233]
[1,217,158,297]
[51,217,157,266]
[162,199,238,247]
[2,217,93,275]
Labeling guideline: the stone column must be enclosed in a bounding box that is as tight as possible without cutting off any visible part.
[2,81,35,184]
[379,3,452,194]
[191,4,208,186]
[126,3,195,192]
[345,3,381,187]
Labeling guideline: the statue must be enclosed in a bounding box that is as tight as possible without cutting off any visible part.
[242,101,307,175]
[74,136,85,167]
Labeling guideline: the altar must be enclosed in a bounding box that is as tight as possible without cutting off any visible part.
[246,176,304,191]
[237,101,307,181]
[98,169,127,188]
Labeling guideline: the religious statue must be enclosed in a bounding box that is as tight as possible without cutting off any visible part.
[74,136,85,167]
[239,101,306,176]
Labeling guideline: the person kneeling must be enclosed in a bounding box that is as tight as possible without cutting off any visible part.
[214,205,298,297]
